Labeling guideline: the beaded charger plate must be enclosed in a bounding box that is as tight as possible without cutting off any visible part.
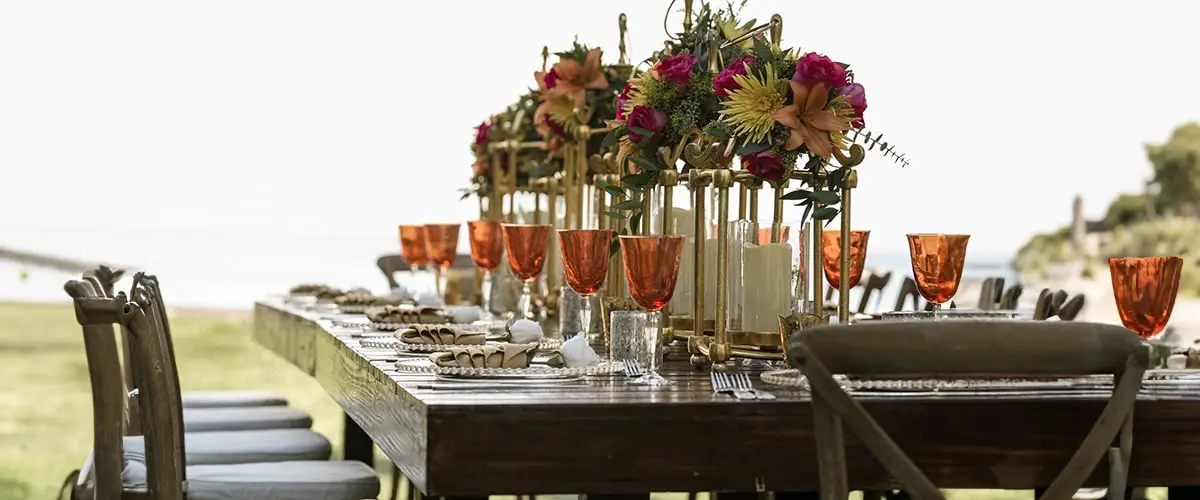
[394,358,621,379]
[392,338,563,353]
[335,305,370,314]
[760,369,1112,392]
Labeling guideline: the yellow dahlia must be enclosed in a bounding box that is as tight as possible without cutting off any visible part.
[721,63,787,144]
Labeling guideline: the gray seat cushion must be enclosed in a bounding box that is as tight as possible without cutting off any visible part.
[124,428,331,465]
[123,458,380,500]
[184,406,311,432]
[182,390,288,409]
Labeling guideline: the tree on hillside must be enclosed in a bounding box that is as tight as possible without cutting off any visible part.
[1148,122,1200,216]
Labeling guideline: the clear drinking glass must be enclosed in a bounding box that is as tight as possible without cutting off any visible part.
[609,309,648,365]
[620,235,685,386]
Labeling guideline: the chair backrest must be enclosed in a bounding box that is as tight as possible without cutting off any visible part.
[87,267,145,434]
[124,275,188,499]
[377,255,405,289]
[788,320,1147,500]
[856,271,891,314]
[893,277,921,312]
[64,280,127,500]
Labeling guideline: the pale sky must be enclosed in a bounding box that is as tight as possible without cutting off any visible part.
[2,0,1198,258]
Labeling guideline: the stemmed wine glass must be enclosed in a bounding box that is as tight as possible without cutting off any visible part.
[1109,256,1182,340]
[822,230,871,290]
[621,235,685,386]
[501,224,551,320]
[906,234,970,316]
[467,220,504,319]
[399,225,433,299]
[558,229,615,342]
[423,223,461,305]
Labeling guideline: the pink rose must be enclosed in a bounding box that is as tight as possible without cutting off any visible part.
[657,54,697,87]
[615,83,633,120]
[741,150,785,182]
[474,121,490,146]
[793,53,847,90]
[543,68,560,90]
[626,105,667,143]
[713,57,753,98]
[546,117,566,137]
[840,83,867,128]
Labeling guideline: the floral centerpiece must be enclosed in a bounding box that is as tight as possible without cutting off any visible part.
[533,41,630,157]
[464,92,552,200]
[600,2,756,230]
[711,37,905,221]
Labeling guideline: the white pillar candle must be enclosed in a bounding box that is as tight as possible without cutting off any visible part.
[742,243,793,332]
[670,208,695,314]
[702,236,743,324]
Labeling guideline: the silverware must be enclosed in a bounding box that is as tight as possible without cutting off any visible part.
[623,359,644,378]
[731,371,775,400]
[710,371,756,400]
[416,382,582,390]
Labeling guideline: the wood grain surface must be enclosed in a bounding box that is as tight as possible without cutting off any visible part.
[254,299,1200,496]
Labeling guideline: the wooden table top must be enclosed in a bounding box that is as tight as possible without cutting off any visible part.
[253,298,1200,496]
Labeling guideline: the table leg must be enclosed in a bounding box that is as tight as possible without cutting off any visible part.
[342,412,374,464]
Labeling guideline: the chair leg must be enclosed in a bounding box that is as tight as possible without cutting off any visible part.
[389,464,402,500]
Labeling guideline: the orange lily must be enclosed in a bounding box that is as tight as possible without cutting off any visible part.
[534,48,609,107]
[770,81,851,159]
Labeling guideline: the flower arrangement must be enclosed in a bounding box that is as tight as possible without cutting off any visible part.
[711,36,904,221]
[464,92,552,200]
[533,41,629,156]
[600,2,756,230]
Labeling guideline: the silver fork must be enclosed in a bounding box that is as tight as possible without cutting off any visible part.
[732,371,775,400]
[711,371,756,400]
[623,359,644,378]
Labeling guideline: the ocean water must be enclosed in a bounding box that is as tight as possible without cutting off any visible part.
[0,226,1018,311]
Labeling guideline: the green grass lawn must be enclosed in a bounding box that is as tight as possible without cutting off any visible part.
[0,301,1164,500]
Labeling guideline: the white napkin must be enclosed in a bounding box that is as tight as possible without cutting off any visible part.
[448,306,483,324]
[1044,315,1062,322]
[507,319,543,344]
[559,333,601,368]
[1168,354,1189,370]
[390,287,413,300]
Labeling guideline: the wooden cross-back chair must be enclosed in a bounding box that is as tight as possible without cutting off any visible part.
[788,321,1146,500]
[67,276,380,499]
[893,277,921,312]
[1034,289,1085,321]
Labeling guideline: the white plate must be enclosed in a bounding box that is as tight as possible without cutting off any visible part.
[392,338,563,353]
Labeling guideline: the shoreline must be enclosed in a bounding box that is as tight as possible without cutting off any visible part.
[0,299,251,320]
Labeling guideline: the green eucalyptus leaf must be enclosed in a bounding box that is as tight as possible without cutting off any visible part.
[622,171,654,188]
[813,207,839,220]
[736,142,771,156]
[602,130,620,148]
[601,184,626,198]
[630,155,662,172]
[810,191,841,205]
[630,211,643,232]
[780,189,812,200]
[804,155,824,171]
[612,199,643,211]
[605,211,629,219]
[703,122,731,141]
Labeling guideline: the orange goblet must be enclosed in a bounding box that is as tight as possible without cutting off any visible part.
[467,220,504,318]
[501,224,551,319]
[559,229,615,341]
[620,235,684,386]
[906,234,970,313]
[821,230,870,291]
[423,223,461,304]
[399,225,433,299]
[1109,256,1183,340]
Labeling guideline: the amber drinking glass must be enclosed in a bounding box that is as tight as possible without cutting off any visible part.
[620,235,684,386]
[1109,256,1183,340]
[502,224,552,320]
[467,220,504,318]
[423,223,461,305]
[906,234,970,314]
[822,230,870,291]
[559,229,615,341]
[399,225,433,299]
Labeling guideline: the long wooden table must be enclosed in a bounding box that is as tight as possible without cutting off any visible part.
[253,298,1200,497]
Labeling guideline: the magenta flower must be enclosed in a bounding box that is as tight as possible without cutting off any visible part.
[713,56,753,98]
[741,150,785,182]
[474,121,490,146]
[839,82,867,128]
[657,54,697,87]
[793,52,848,90]
[626,105,667,143]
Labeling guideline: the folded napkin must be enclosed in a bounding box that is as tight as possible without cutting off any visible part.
[559,333,601,368]
[397,325,485,345]
[429,343,535,369]
[417,295,445,307]
[366,305,446,324]
[390,287,413,300]
[336,292,408,307]
[506,319,544,344]
[289,284,343,299]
